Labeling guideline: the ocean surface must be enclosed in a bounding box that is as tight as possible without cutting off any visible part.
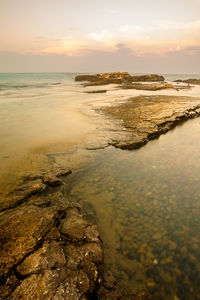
[1,72,200,299]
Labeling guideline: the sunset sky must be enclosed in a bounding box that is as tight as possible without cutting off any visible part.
[1,0,200,73]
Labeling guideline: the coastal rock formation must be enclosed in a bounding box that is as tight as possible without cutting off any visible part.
[101,95,200,149]
[83,78,123,86]
[0,166,72,212]
[75,72,130,82]
[0,166,150,299]
[120,82,191,91]
[75,72,165,86]
[174,78,200,85]
[127,74,164,82]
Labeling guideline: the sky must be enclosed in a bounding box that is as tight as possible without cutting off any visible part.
[0,0,200,73]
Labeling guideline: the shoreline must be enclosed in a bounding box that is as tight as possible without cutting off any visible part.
[99,95,200,150]
[1,72,200,299]
[0,165,150,299]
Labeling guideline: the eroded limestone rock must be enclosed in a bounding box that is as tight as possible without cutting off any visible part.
[101,95,200,150]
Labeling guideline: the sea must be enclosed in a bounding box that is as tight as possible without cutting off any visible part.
[1,72,200,299]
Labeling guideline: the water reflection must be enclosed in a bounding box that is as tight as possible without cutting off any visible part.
[68,117,200,300]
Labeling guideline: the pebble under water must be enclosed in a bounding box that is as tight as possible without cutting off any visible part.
[67,117,200,300]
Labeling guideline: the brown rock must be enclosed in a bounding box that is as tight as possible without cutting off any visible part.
[128,74,164,82]
[175,78,200,85]
[101,95,200,150]
[0,205,57,277]
[0,179,47,212]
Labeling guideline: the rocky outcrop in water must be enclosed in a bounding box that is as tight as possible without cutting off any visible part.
[75,72,165,86]
[0,166,150,299]
[101,95,200,150]
[174,78,200,85]
[120,82,191,91]
[127,74,164,82]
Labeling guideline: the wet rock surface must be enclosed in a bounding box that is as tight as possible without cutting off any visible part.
[100,95,200,149]
[0,165,149,299]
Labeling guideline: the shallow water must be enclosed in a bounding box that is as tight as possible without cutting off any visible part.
[67,118,200,299]
[1,73,200,299]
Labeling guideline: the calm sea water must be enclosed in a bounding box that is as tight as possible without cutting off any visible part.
[0,73,200,299]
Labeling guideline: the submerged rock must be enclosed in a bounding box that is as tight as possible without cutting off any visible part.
[0,167,146,299]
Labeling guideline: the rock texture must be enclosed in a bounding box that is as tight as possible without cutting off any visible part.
[127,74,164,82]
[101,95,200,149]
[75,72,165,86]
[0,166,150,299]
[75,72,130,82]
[120,82,190,91]
[174,78,200,85]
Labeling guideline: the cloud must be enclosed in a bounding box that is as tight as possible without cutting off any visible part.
[119,25,129,33]
[1,42,200,73]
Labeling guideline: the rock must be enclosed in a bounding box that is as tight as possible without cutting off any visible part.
[83,78,123,86]
[0,179,47,212]
[121,82,190,91]
[174,78,200,85]
[0,166,72,212]
[0,205,57,278]
[75,72,131,82]
[153,259,158,265]
[127,74,164,82]
[75,74,99,81]
[60,207,100,243]
[8,269,90,300]
[101,95,200,150]
[168,240,177,250]
[152,232,164,241]
[85,90,107,93]
[16,241,66,276]
[75,72,165,87]
[121,82,170,91]
[133,289,152,299]
[0,167,149,299]
[42,174,63,186]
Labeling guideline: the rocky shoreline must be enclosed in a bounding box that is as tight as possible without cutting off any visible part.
[1,72,200,299]
[0,166,150,299]
[100,95,200,150]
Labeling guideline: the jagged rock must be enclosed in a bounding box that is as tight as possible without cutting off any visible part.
[101,95,200,150]
[60,207,100,243]
[0,164,150,299]
[16,241,66,276]
[0,205,57,278]
[0,179,47,212]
